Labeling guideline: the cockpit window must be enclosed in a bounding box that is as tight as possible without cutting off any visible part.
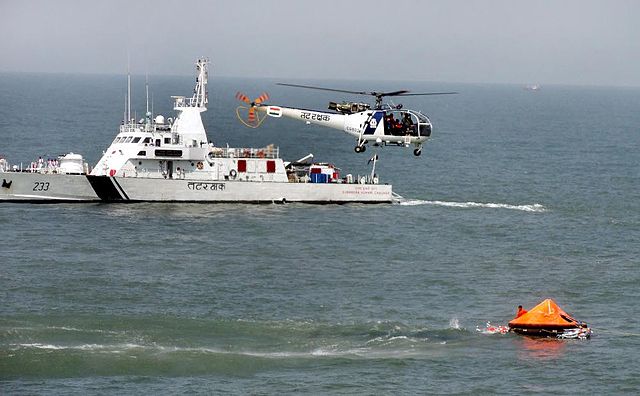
[418,123,432,137]
[132,137,141,143]
[415,112,429,122]
[124,137,133,143]
[381,110,432,137]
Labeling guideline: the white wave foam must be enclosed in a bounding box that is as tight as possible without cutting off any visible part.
[12,342,439,359]
[16,343,66,350]
[475,321,510,335]
[449,318,460,329]
[399,199,546,212]
[14,342,147,351]
[48,326,84,332]
[5,325,120,335]
[310,347,337,356]
[46,326,121,335]
[387,336,409,341]
[365,335,430,347]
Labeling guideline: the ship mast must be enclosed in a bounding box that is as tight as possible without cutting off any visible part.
[192,58,208,108]
[146,73,149,115]
[127,59,131,124]
[169,58,210,144]
[145,73,151,129]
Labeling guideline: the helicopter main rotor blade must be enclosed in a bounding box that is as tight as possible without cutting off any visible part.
[277,83,457,99]
[375,90,410,97]
[395,92,458,96]
[277,83,370,96]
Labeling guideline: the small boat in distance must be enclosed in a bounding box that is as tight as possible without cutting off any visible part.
[524,84,541,91]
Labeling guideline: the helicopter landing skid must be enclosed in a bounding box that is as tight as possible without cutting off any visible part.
[354,135,367,153]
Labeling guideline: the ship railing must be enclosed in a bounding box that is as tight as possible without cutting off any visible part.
[119,123,146,134]
[10,163,89,175]
[208,146,280,159]
[119,123,172,134]
[174,95,206,108]
[286,172,380,185]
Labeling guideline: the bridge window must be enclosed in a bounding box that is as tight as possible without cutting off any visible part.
[154,149,182,157]
[132,137,141,143]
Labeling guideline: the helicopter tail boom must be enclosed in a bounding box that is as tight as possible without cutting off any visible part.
[256,105,347,131]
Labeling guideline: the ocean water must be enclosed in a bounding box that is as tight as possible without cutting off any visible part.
[1,72,639,394]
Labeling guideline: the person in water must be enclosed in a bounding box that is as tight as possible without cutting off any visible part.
[516,305,528,318]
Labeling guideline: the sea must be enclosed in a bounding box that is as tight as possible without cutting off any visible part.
[1,72,639,394]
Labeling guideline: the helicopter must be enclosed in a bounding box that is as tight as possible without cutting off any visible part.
[235,83,456,156]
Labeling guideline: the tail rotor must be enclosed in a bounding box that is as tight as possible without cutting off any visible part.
[236,91,269,128]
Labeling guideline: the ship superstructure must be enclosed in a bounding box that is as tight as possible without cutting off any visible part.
[2,58,393,203]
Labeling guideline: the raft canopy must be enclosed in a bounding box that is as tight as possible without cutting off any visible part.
[508,299,585,330]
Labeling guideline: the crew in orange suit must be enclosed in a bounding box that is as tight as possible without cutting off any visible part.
[515,305,528,318]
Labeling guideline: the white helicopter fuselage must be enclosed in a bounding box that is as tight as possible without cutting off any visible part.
[259,105,432,149]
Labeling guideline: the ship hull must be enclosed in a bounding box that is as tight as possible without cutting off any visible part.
[87,176,393,203]
[0,172,99,202]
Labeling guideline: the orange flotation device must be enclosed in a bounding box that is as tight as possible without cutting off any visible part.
[508,299,590,338]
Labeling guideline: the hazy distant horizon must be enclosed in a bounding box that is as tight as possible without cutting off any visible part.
[2,69,637,90]
[2,0,639,87]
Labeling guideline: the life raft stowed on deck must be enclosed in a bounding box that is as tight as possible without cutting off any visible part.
[508,299,591,339]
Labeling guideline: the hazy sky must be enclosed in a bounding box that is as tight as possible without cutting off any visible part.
[1,0,639,86]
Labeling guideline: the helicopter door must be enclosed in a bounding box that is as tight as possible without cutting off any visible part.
[398,112,418,136]
[382,111,399,136]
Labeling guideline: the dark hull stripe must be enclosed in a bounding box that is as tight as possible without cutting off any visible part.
[111,178,130,200]
[86,175,124,201]
[0,199,99,204]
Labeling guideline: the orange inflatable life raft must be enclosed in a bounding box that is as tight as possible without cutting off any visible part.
[508,299,590,338]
